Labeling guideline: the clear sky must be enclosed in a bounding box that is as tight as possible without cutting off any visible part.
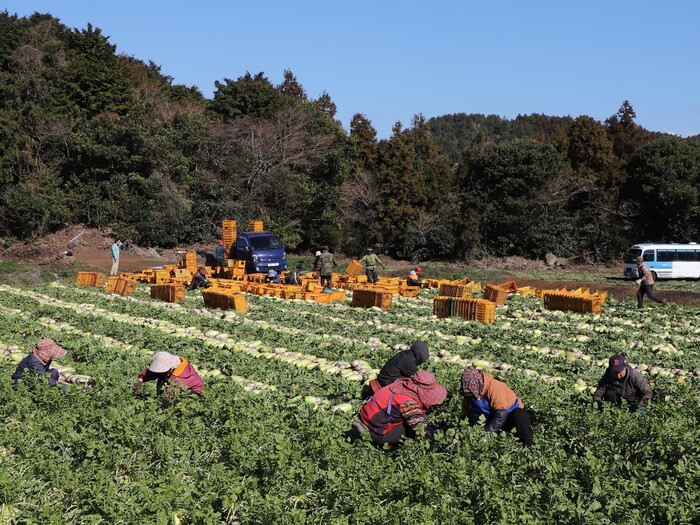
[4,1,699,139]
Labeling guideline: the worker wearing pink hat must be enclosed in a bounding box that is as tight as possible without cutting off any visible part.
[11,338,67,388]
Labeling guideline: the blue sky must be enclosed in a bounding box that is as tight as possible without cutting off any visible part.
[4,1,699,139]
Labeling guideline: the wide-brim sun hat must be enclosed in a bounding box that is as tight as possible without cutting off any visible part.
[148,352,181,373]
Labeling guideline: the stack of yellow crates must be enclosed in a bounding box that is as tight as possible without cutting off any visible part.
[150,284,186,303]
[433,297,495,324]
[248,220,264,232]
[351,289,393,310]
[222,220,237,256]
[76,272,107,287]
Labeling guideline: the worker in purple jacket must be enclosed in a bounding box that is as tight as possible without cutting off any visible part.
[134,351,203,398]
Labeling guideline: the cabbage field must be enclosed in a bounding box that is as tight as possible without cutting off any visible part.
[1,280,699,524]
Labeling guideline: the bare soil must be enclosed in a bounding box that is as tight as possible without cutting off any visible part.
[2,226,699,306]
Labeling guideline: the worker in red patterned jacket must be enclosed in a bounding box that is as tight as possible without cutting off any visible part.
[350,371,447,446]
[134,351,203,398]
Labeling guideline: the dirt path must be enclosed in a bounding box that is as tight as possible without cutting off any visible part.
[505,275,700,307]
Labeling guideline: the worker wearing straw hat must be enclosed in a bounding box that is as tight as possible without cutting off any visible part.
[134,351,203,397]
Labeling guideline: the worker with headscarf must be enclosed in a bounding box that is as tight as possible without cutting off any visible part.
[407,266,423,287]
[11,338,67,388]
[460,366,533,446]
[188,266,211,290]
[351,371,447,446]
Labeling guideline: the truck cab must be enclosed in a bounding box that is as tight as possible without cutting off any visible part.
[235,232,288,274]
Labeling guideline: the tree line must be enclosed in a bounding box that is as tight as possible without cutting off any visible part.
[1,12,699,262]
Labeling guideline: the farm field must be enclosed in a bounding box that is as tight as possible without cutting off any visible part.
[1,278,699,524]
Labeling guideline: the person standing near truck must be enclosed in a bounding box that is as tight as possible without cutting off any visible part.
[318,246,337,289]
[359,248,385,283]
[635,256,668,308]
[110,239,122,276]
[215,240,227,277]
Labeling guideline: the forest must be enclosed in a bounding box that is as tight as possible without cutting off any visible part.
[1,12,699,262]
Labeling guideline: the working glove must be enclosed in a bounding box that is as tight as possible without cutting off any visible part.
[596,400,605,413]
[133,379,143,393]
[635,279,642,285]
[637,407,647,416]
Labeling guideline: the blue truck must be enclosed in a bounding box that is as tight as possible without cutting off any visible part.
[234,231,288,274]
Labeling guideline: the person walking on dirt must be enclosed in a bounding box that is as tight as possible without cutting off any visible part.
[11,338,68,389]
[593,354,652,414]
[635,256,668,308]
[317,246,337,289]
[350,371,447,447]
[215,240,227,277]
[460,366,533,446]
[134,351,203,398]
[110,239,123,276]
[359,248,385,283]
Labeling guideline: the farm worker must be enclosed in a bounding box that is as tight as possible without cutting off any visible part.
[635,256,668,308]
[362,341,431,399]
[407,266,423,287]
[188,266,211,290]
[351,371,447,446]
[266,269,282,284]
[134,351,203,397]
[312,250,321,272]
[359,248,385,283]
[215,239,227,276]
[592,354,652,414]
[317,246,337,289]
[11,338,67,389]
[460,366,533,446]
[285,264,303,285]
[110,239,123,276]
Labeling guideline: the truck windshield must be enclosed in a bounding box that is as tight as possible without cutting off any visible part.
[250,236,283,250]
[623,249,642,263]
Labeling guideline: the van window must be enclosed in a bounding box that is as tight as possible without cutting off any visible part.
[250,236,283,250]
[642,250,654,262]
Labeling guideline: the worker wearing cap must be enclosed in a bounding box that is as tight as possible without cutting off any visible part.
[407,266,423,287]
[634,256,668,308]
[266,269,282,284]
[593,354,652,414]
[134,351,203,397]
[215,239,227,277]
[359,248,385,283]
[11,338,67,388]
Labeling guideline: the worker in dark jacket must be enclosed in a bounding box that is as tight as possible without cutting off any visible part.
[351,371,447,446]
[362,341,431,399]
[460,366,533,446]
[266,270,282,284]
[215,240,227,277]
[11,338,67,388]
[285,264,302,285]
[593,354,653,413]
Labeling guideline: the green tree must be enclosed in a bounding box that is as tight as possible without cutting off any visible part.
[625,136,700,242]
[460,138,569,257]
[209,72,283,120]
